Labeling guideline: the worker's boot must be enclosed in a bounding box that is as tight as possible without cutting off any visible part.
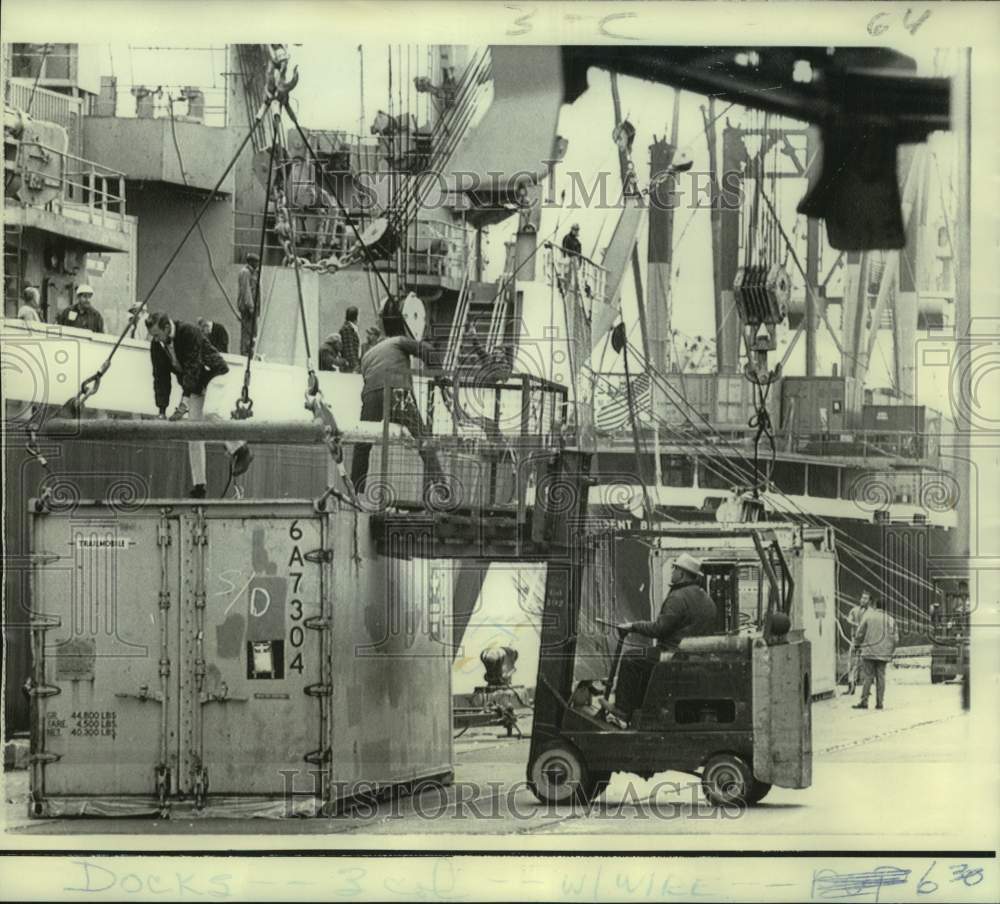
[852,701,868,710]
[189,484,207,499]
[230,444,254,477]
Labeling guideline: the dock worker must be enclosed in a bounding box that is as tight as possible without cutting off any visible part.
[318,333,349,372]
[349,303,443,495]
[611,553,717,720]
[561,223,582,258]
[851,593,899,711]
[339,305,362,372]
[146,311,253,499]
[197,316,230,354]
[18,286,41,322]
[845,591,871,694]
[57,285,104,333]
[237,252,260,357]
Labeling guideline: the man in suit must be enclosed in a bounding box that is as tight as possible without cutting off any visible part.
[146,311,253,498]
[339,305,361,372]
[197,317,230,354]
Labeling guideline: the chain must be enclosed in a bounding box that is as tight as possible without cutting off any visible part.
[747,377,777,500]
[25,424,57,511]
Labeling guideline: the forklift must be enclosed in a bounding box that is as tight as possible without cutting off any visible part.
[527,525,812,807]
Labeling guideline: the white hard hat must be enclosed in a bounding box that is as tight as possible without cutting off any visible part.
[76,284,94,297]
[673,552,703,577]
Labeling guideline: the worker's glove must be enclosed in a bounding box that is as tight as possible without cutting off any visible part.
[168,402,190,422]
[616,622,633,639]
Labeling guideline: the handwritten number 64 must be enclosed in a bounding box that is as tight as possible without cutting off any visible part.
[867,9,932,37]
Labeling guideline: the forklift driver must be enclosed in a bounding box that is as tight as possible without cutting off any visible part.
[611,553,717,720]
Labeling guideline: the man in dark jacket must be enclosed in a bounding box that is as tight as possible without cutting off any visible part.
[57,285,104,333]
[146,312,252,497]
[197,317,230,354]
[318,333,349,372]
[611,553,718,719]
[561,223,582,257]
[339,305,361,372]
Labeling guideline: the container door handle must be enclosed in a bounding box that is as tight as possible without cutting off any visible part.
[200,683,249,704]
[115,684,163,703]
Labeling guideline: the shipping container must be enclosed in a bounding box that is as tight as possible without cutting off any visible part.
[657,373,716,426]
[780,377,862,433]
[862,404,927,434]
[714,374,780,429]
[27,500,453,818]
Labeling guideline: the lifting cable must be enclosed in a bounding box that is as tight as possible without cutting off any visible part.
[56,95,273,421]
[166,91,238,319]
[627,348,941,609]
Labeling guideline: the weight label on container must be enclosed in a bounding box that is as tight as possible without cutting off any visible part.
[69,710,117,740]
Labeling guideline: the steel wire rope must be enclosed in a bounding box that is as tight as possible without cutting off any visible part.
[58,97,273,418]
[624,339,942,600]
[166,92,238,319]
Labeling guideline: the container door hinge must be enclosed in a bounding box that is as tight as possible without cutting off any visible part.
[194,590,206,610]
[29,614,61,631]
[304,616,330,631]
[23,678,60,698]
[193,768,209,808]
[304,548,333,564]
[304,683,332,697]
[155,764,171,807]
[159,658,171,678]
[158,591,171,611]
[304,746,331,766]
[157,523,172,547]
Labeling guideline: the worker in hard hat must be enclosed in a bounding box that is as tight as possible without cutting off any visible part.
[610,553,718,721]
[57,285,104,333]
[350,299,443,496]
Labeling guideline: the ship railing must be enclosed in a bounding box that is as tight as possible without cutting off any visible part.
[234,210,470,281]
[8,141,128,231]
[366,372,568,511]
[789,431,940,463]
[540,242,608,311]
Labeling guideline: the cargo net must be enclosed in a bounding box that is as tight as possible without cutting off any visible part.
[352,373,568,513]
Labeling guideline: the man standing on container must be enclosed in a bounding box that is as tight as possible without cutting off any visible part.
[852,593,899,710]
[349,302,442,496]
[340,305,362,372]
[611,554,718,720]
[146,311,253,498]
[237,252,260,357]
[57,285,104,333]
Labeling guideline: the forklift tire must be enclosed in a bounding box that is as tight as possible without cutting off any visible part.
[528,742,598,805]
[744,778,772,805]
[701,753,759,807]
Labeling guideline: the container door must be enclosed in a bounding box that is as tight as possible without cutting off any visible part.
[185,510,327,801]
[30,511,179,804]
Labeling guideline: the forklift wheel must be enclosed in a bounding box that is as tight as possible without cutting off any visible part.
[528,742,599,805]
[701,753,765,807]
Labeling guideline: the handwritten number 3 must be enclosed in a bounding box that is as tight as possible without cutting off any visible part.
[506,5,536,36]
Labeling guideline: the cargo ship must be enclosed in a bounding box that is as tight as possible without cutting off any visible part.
[3,42,967,743]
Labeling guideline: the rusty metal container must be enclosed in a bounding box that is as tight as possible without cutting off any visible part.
[27,499,453,818]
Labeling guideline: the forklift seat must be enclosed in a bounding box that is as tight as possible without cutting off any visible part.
[671,634,750,656]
